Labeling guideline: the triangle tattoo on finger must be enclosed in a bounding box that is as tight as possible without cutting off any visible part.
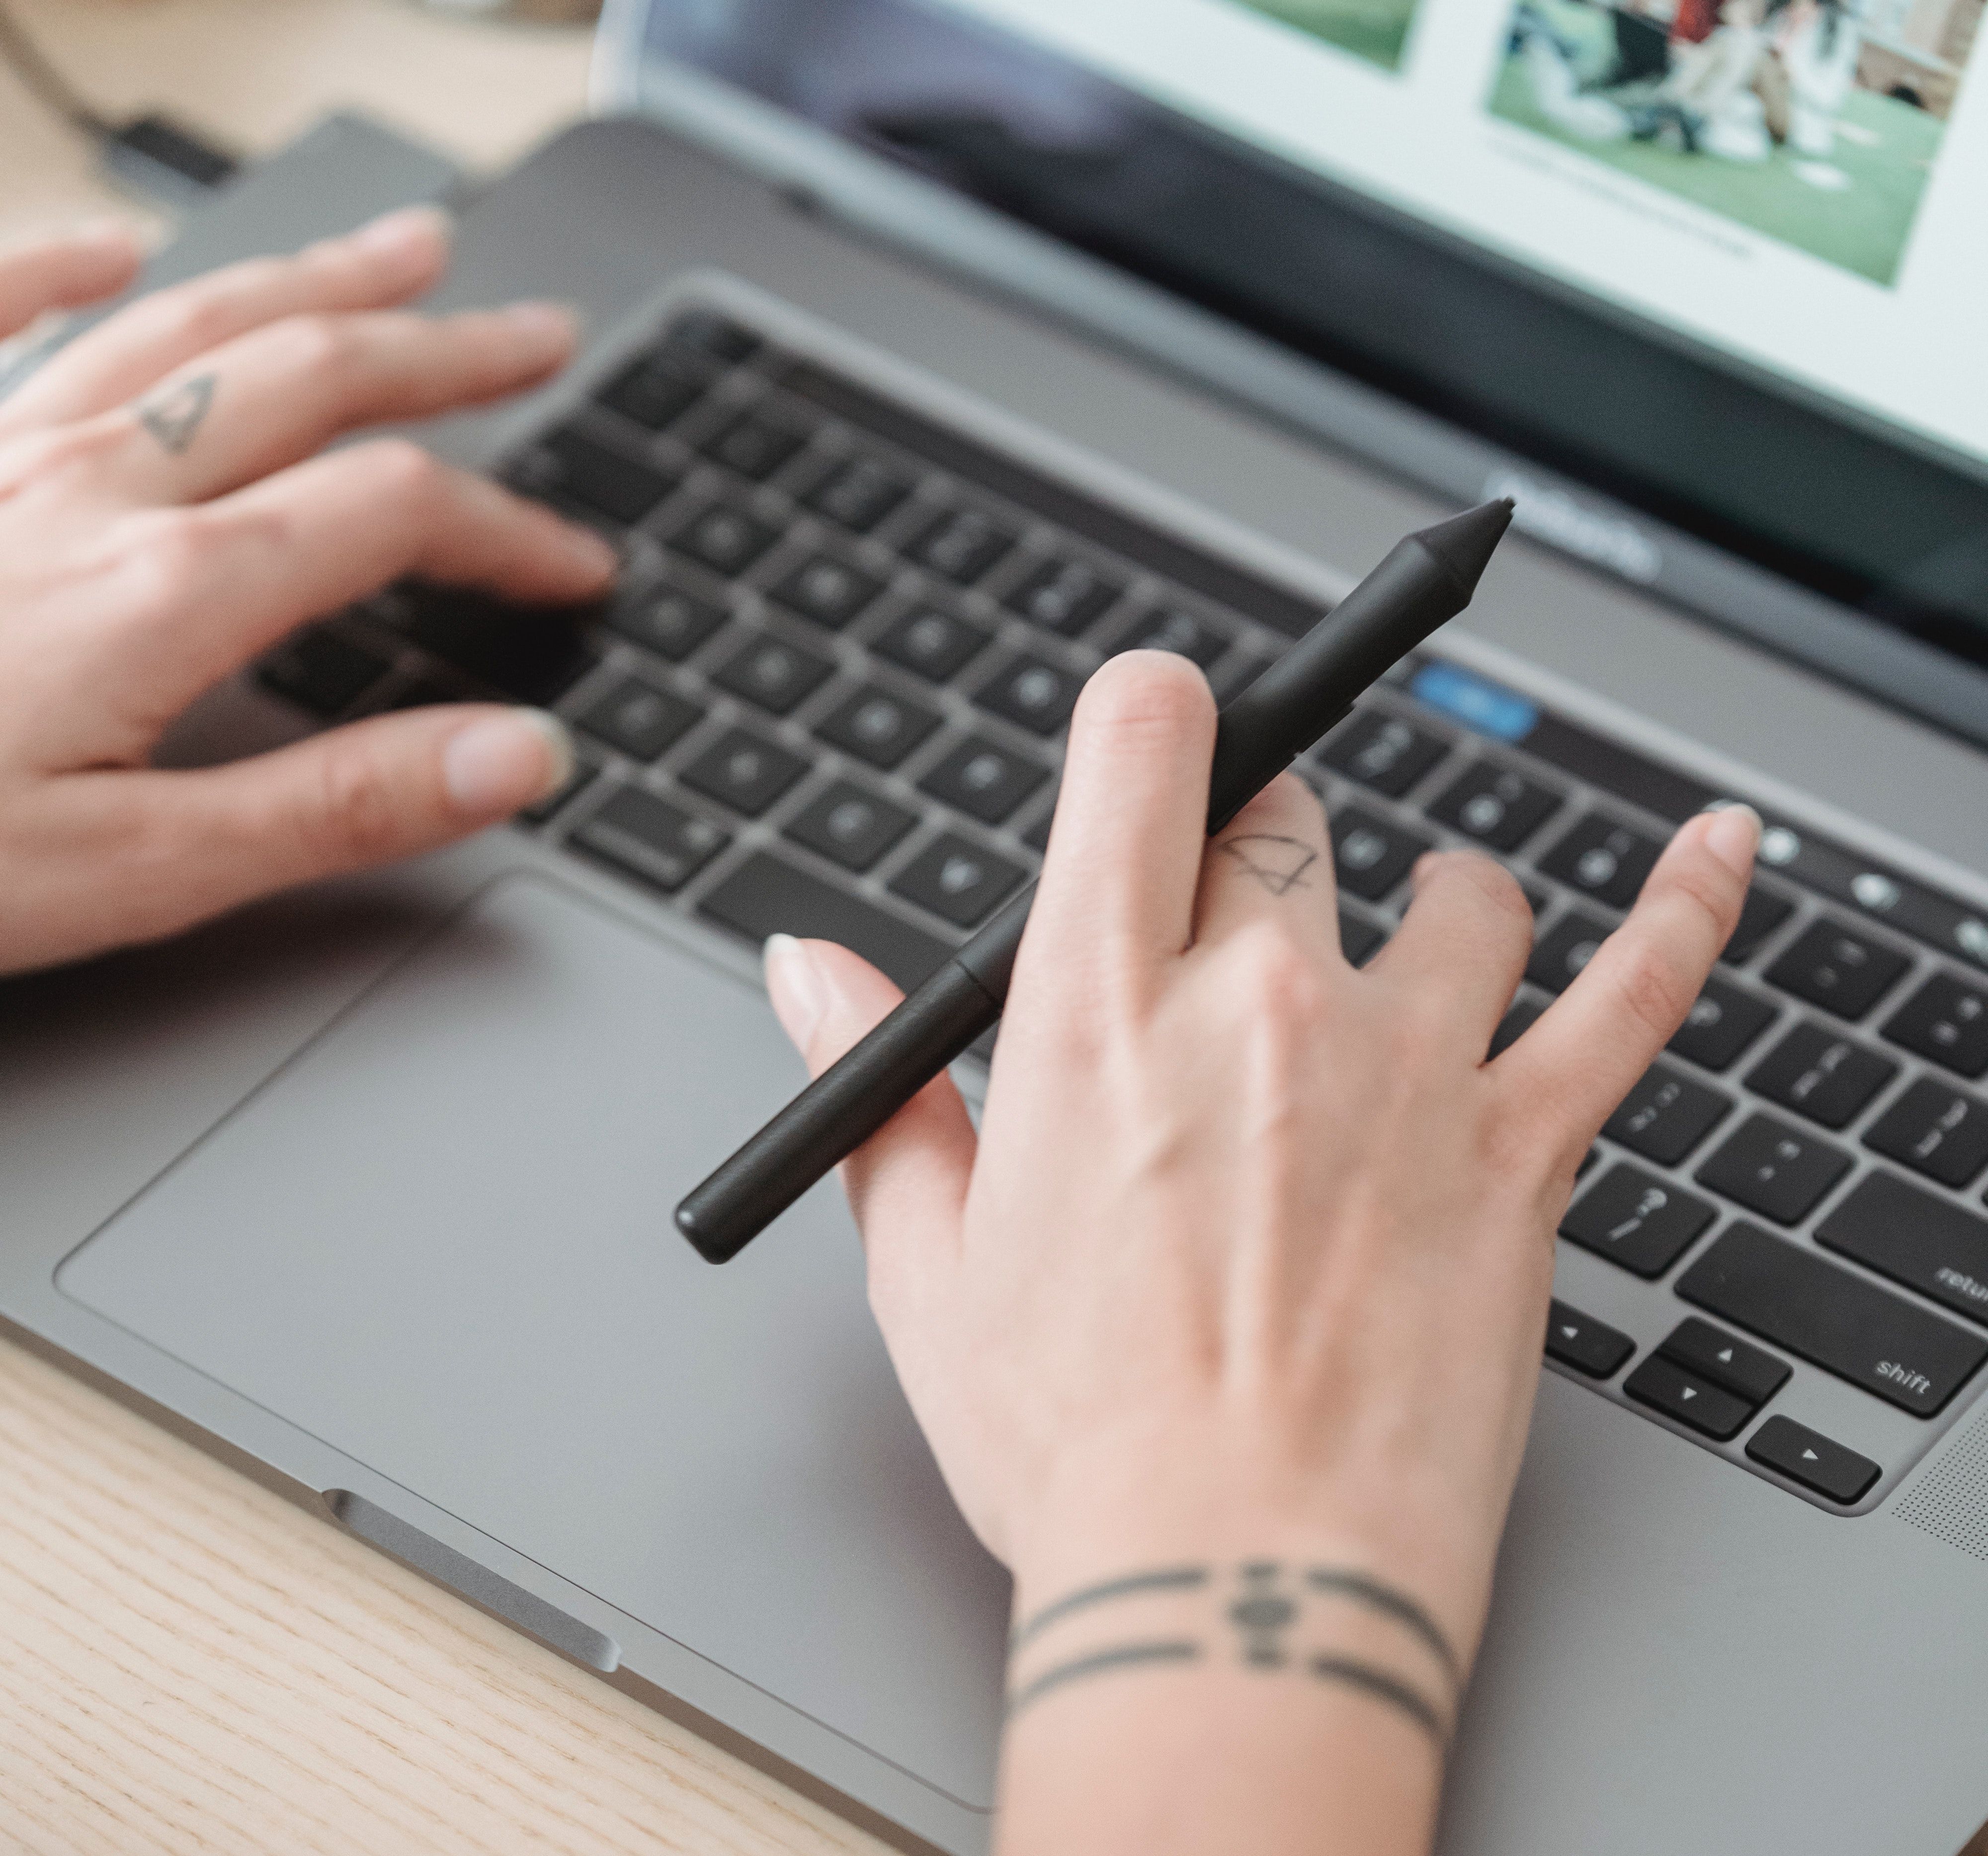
[1219,834,1320,898]
[138,373,217,455]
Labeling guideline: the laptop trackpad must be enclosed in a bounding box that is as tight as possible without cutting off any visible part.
[57,872,1007,1808]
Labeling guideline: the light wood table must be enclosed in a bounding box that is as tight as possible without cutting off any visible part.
[0,7,893,1852]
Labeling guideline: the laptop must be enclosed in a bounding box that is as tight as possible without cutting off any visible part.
[5,0,1988,1849]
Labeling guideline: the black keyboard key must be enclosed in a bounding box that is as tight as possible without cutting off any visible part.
[1726,884,1795,964]
[712,633,835,716]
[380,675,465,712]
[663,311,759,364]
[1884,972,1988,1079]
[1022,801,1057,854]
[1818,1170,1988,1327]
[1764,917,1911,1021]
[1490,996,1544,1057]
[1696,1114,1851,1225]
[805,455,912,533]
[1544,1301,1634,1379]
[671,504,781,579]
[700,852,950,993]
[816,685,942,770]
[393,587,598,705]
[1114,607,1230,669]
[1657,1317,1790,1405]
[575,786,729,894]
[703,410,810,482]
[1603,1062,1733,1165]
[1744,1023,1898,1130]
[1331,807,1432,903]
[977,653,1084,736]
[532,427,676,526]
[1667,975,1776,1072]
[1537,813,1663,911]
[608,581,728,663]
[770,553,885,631]
[519,754,598,825]
[1338,909,1387,968]
[258,629,390,716]
[577,677,703,760]
[920,737,1049,825]
[1559,1164,1717,1278]
[1427,760,1564,852]
[1623,1355,1752,1440]
[1527,909,1613,994]
[785,781,917,873]
[1865,1078,1988,1188]
[1678,1222,1988,1415]
[1009,559,1123,637]
[1746,1416,1880,1505]
[677,728,809,817]
[910,506,1015,584]
[891,834,1027,928]
[596,352,705,430]
[872,605,994,684]
[1317,709,1450,798]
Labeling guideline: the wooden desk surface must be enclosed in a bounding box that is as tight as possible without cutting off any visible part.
[0,8,893,1851]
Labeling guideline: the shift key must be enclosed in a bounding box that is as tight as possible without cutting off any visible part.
[1677,1223,1988,1416]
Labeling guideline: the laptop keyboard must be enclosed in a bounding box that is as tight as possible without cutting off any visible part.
[257,302,1988,1517]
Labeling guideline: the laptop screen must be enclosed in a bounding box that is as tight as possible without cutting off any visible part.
[623,0,1988,734]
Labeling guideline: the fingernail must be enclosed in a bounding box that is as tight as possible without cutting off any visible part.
[349,203,453,257]
[764,932,827,1047]
[561,521,621,581]
[1703,803,1762,877]
[442,708,574,816]
[498,300,580,357]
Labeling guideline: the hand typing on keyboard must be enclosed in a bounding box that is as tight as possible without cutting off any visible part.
[0,209,610,976]
[764,650,1762,1856]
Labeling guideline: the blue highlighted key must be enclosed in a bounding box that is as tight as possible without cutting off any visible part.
[1411,662,1538,743]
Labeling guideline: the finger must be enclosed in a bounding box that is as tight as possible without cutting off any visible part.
[66,442,617,750]
[763,934,978,1276]
[10,706,572,971]
[1026,651,1216,976]
[1495,806,1760,1142]
[98,301,576,504]
[0,222,143,343]
[1190,772,1338,952]
[1363,849,1534,1054]
[0,205,449,433]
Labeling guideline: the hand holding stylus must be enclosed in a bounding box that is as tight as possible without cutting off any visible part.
[762,648,1762,1856]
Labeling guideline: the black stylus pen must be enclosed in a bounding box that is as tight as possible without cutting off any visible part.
[677,497,1516,1263]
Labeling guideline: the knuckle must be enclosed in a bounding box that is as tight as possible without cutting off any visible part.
[1610,943,1698,1045]
[359,436,446,502]
[1228,919,1331,1028]
[297,735,408,868]
[107,508,214,614]
[274,311,361,380]
[1432,848,1533,927]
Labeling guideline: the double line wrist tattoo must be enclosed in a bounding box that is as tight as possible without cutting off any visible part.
[1005,1561,1463,1753]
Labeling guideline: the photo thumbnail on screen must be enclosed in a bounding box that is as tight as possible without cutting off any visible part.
[1233,0,1429,71]
[1489,0,1981,283]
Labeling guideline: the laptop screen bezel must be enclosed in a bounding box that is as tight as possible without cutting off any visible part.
[596,0,1988,751]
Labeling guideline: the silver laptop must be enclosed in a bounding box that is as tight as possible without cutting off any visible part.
[7,0,1988,1850]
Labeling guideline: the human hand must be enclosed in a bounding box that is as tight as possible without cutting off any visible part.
[767,651,1757,1851]
[0,209,617,977]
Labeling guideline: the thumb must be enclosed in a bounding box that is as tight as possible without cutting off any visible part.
[101,704,572,942]
[764,933,978,1278]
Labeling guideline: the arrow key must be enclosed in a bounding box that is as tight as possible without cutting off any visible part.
[1624,1354,1753,1439]
[1746,1415,1881,1505]
[1544,1299,1635,1379]
[1657,1316,1791,1405]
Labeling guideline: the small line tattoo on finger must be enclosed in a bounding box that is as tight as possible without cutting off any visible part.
[137,372,217,454]
[1218,833,1319,897]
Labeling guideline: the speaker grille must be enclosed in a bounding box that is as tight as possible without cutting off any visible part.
[1897,1405,1988,1561]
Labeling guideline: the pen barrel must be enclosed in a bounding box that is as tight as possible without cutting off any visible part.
[676,958,1003,1263]
[1205,535,1462,831]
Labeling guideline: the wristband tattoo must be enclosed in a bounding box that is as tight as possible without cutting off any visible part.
[1004,1560,1463,1752]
